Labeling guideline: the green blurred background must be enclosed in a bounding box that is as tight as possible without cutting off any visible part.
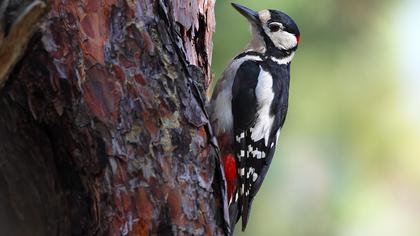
[212,0,420,235]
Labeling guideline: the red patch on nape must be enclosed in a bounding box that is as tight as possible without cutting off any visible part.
[296,35,301,45]
[223,153,237,200]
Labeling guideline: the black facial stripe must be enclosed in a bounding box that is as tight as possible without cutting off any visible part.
[234,48,296,64]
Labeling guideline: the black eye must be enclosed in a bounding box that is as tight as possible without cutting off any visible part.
[268,24,281,32]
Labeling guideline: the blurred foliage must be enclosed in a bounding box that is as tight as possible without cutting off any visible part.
[212,0,420,235]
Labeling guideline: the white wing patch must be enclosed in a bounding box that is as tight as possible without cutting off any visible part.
[236,132,245,142]
[246,167,255,179]
[250,68,275,146]
[239,168,245,176]
[252,173,258,182]
[250,147,265,159]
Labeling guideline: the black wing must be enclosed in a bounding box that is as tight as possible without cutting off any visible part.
[229,60,260,232]
[230,60,289,232]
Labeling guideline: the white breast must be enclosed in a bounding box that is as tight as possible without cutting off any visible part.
[210,55,262,136]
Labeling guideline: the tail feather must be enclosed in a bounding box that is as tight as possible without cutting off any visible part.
[229,198,239,233]
[241,198,254,231]
[229,190,254,232]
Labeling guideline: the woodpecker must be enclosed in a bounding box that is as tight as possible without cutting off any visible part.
[210,3,300,232]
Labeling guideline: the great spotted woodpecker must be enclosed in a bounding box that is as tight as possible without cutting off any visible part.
[210,3,300,232]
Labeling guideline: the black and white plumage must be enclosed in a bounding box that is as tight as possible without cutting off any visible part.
[209,3,300,233]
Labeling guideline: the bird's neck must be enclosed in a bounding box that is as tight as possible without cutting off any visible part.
[245,27,266,54]
[245,37,295,63]
[245,27,297,62]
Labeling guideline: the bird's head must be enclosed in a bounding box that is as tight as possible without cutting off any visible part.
[232,3,300,57]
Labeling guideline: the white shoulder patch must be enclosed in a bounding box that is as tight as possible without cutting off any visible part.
[250,68,275,146]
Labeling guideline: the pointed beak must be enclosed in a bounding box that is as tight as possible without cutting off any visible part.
[231,3,259,25]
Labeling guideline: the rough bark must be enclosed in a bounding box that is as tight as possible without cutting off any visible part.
[0,0,47,89]
[0,0,228,235]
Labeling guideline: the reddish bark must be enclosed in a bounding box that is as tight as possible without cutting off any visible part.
[0,0,228,235]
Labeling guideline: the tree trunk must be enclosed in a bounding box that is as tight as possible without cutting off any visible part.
[0,0,229,235]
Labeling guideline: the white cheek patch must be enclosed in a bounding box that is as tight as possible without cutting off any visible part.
[264,27,298,50]
[277,31,298,49]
